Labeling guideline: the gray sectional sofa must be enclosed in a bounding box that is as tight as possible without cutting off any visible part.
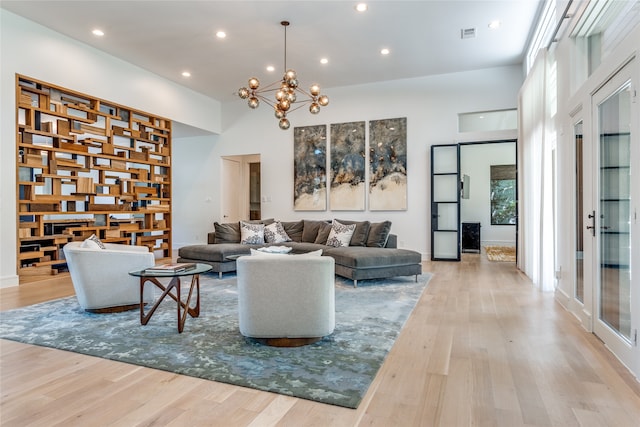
[177,219,422,286]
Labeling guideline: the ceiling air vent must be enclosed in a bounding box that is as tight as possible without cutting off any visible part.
[461,27,476,39]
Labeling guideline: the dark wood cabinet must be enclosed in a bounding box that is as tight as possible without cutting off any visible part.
[461,222,481,253]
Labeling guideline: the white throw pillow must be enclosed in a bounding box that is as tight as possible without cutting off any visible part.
[240,221,265,244]
[81,234,106,249]
[264,221,291,243]
[326,220,356,248]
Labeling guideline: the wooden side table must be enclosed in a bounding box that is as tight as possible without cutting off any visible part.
[129,263,212,333]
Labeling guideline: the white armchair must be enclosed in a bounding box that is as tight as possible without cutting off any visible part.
[236,254,335,346]
[63,241,156,312]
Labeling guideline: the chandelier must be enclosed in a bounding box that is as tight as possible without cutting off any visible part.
[237,21,329,130]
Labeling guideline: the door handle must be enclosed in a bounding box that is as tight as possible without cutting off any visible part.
[586,211,596,236]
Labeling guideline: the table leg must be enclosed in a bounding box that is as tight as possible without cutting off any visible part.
[139,274,200,333]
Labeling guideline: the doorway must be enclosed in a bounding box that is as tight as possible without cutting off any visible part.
[221,154,261,222]
[430,140,518,261]
[460,141,517,259]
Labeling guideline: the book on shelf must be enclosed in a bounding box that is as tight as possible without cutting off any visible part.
[144,262,197,273]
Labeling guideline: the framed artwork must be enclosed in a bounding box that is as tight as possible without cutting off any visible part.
[329,121,366,210]
[368,117,407,210]
[490,164,516,225]
[293,125,327,211]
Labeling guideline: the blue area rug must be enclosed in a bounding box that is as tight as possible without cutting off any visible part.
[0,273,430,408]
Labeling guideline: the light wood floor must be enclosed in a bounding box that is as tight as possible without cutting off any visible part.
[1,255,639,426]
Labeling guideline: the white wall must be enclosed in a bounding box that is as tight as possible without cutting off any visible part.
[170,66,524,257]
[1,10,525,287]
[460,142,517,246]
[0,10,221,287]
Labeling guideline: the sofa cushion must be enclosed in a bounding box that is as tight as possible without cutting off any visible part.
[314,222,333,244]
[178,244,252,262]
[214,222,241,243]
[366,221,392,247]
[326,220,356,248]
[240,221,265,244]
[325,246,421,268]
[264,221,291,243]
[334,219,370,246]
[301,220,329,243]
[281,220,304,242]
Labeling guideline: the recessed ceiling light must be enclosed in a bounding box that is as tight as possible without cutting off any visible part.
[320,58,328,64]
[266,65,275,72]
[216,31,226,39]
[92,29,104,37]
[380,48,390,55]
[488,20,501,29]
[182,71,191,77]
[355,3,368,12]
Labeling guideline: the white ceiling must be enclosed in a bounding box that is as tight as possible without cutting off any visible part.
[1,1,543,103]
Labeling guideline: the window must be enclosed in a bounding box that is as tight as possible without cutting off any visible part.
[490,165,517,225]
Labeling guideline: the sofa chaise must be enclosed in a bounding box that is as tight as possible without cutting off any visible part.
[177,219,422,286]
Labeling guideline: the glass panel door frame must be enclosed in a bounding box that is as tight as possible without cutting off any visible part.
[430,144,461,261]
[591,59,638,378]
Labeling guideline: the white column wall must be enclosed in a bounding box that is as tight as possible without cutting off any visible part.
[553,23,640,326]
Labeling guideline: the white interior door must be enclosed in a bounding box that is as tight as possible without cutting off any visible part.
[221,157,241,222]
[591,60,638,378]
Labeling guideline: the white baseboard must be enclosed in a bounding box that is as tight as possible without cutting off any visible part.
[1,274,19,288]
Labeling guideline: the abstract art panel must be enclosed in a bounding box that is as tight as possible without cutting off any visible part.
[369,117,407,210]
[329,121,366,210]
[293,125,327,211]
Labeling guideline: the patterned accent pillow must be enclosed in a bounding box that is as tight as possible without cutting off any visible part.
[264,221,292,244]
[325,220,356,248]
[82,234,106,249]
[240,221,265,245]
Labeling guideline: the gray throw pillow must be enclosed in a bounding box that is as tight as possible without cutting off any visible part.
[301,220,328,243]
[314,222,333,245]
[335,219,371,246]
[366,221,392,247]
[214,222,241,243]
[282,220,304,242]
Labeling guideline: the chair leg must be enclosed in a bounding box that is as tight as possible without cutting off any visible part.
[353,279,357,288]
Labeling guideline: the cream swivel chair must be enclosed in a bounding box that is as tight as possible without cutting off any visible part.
[63,240,155,312]
[236,253,335,346]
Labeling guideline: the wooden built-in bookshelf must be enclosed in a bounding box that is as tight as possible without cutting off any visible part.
[15,75,172,277]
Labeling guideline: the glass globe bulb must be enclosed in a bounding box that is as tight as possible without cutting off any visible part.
[309,103,320,114]
[248,97,259,109]
[310,84,320,96]
[248,78,260,90]
[284,69,297,81]
[279,118,291,130]
[238,87,250,99]
[318,95,329,106]
[279,99,290,111]
[275,90,286,101]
